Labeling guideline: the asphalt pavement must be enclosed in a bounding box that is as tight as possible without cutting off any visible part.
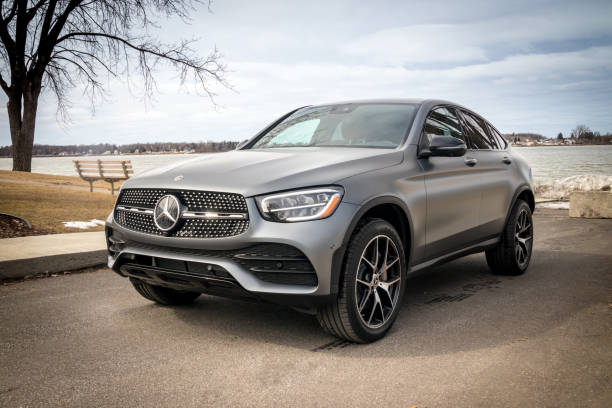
[1,208,611,407]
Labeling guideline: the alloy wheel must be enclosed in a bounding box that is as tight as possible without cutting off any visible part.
[514,209,533,267]
[355,235,402,329]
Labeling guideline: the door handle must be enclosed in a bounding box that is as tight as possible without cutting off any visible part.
[502,156,512,165]
[464,158,478,167]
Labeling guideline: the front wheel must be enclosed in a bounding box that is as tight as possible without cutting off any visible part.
[317,219,406,343]
[486,199,534,275]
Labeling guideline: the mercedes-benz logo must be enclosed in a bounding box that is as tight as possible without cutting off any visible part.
[153,195,181,231]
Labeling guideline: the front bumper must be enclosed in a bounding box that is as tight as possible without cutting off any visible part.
[106,198,359,303]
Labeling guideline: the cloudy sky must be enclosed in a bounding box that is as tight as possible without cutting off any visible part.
[1,0,612,146]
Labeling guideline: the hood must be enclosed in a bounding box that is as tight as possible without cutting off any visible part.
[122,147,403,197]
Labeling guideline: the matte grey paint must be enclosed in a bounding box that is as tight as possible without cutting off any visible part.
[106,98,534,305]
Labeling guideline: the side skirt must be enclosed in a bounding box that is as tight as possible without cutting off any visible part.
[407,236,500,276]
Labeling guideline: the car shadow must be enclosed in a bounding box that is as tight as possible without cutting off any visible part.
[166,249,611,356]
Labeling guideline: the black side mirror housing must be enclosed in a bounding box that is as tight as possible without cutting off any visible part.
[420,134,467,158]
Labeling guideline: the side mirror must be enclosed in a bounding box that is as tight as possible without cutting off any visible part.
[235,139,249,150]
[421,134,467,157]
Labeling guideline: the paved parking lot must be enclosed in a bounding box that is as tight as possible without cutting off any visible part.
[1,208,611,407]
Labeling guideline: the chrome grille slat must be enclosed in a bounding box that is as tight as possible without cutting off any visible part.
[114,188,249,238]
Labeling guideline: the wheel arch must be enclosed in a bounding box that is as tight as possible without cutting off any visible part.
[516,187,535,212]
[330,196,414,295]
[505,185,535,227]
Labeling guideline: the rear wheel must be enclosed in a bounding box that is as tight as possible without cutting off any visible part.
[130,278,201,306]
[317,219,406,343]
[486,199,533,275]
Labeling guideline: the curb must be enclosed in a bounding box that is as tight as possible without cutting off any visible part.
[0,250,107,280]
[0,231,107,281]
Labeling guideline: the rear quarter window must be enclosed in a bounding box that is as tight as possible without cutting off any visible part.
[459,110,495,150]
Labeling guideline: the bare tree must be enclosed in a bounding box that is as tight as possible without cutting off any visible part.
[571,124,591,139]
[0,0,227,171]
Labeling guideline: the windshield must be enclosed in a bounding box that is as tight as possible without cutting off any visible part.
[250,103,418,149]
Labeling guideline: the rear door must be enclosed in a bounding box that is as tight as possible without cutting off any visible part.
[419,106,482,259]
[458,110,514,239]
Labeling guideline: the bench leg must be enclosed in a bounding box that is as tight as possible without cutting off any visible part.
[110,181,115,195]
[89,181,93,192]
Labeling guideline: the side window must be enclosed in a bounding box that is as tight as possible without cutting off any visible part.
[423,107,465,142]
[460,111,494,150]
[488,124,508,150]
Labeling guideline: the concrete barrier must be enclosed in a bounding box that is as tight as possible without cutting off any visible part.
[569,191,612,219]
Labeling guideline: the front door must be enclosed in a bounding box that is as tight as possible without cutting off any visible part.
[418,106,482,259]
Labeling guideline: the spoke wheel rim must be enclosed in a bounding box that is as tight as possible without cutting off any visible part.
[514,209,533,268]
[354,235,402,329]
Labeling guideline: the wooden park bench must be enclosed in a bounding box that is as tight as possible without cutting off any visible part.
[73,159,133,195]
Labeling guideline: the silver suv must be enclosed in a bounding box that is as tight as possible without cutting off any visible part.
[106,99,535,343]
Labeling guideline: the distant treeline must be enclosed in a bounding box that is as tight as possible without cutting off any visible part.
[502,133,546,141]
[0,141,239,157]
[503,126,612,144]
[2,127,611,158]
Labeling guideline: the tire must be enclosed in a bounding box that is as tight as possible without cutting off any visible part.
[486,199,534,275]
[130,278,201,306]
[317,218,407,343]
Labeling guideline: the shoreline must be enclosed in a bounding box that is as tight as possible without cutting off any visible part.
[513,143,612,147]
[1,142,612,159]
[0,143,612,159]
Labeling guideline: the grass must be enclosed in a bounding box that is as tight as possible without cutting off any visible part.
[0,171,119,234]
[0,170,124,190]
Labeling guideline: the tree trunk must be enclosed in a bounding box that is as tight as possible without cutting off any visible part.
[8,83,40,172]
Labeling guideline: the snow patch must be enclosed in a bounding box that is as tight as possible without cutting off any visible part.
[537,201,570,210]
[535,174,612,200]
[62,219,106,229]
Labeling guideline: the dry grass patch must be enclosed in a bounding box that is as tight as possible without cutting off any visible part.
[0,171,118,234]
[0,170,125,192]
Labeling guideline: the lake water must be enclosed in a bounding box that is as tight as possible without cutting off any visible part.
[513,146,612,182]
[0,145,610,183]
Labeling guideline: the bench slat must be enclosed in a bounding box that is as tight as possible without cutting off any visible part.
[73,160,132,164]
[75,162,132,167]
[75,165,132,170]
[99,170,134,174]
[74,166,132,171]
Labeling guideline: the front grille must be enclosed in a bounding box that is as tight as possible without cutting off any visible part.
[176,219,250,239]
[115,210,161,235]
[114,188,249,238]
[118,189,248,212]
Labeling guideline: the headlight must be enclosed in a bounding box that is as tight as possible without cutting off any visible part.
[256,186,344,222]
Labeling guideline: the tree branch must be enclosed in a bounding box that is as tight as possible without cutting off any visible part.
[24,0,47,23]
[56,32,198,67]
[1,0,18,24]
[0,2,16,65]
[0,70,9,93]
